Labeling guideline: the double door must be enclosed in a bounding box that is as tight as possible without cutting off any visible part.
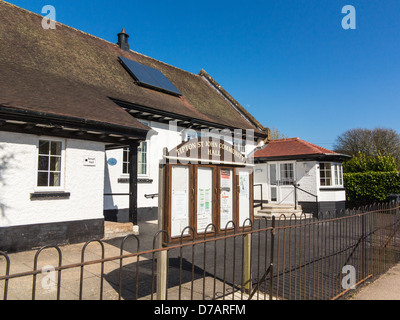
[268,162,295,205]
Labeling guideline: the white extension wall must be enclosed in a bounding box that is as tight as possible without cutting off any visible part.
[254,160,346,207]
[0,131,105,227]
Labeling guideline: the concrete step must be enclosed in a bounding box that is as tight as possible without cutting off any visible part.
[255,203,312,219]
[104,221,139,240]
[255,212,313,220]
[260,204,302,210]
[258,208,302,214]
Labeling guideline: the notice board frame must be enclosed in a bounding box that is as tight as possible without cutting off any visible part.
[158,138,254,245]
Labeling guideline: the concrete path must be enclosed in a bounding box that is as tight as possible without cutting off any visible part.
[350,263,400,300]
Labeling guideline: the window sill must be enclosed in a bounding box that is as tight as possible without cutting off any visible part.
[319,187,345,192]
[118,178,153,184]
[30,192,71,201]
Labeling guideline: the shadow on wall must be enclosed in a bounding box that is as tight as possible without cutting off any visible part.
[0,145,14,223]
[103,153,119,222]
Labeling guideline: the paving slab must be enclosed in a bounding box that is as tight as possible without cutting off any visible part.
[350,263,400,300]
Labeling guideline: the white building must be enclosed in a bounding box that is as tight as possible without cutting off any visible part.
[0,2,269,251]
[252,138,351,216]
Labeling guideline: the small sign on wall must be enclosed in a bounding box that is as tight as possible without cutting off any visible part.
[84,157,96,166]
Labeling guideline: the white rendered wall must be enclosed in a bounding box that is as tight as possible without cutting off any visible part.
[104,121,183,210]
[0,131,105,227]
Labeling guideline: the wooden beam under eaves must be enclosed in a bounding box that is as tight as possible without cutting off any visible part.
[177,120,190,126]
[51,126,63,133]
[76,130,85,136]
[23,123,35,130]
[127,109,141,114]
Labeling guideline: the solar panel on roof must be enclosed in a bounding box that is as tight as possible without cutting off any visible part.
[119,56,182,96]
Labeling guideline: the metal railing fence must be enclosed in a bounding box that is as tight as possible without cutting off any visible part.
[1,201,400,300]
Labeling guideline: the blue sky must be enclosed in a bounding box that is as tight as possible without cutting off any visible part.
[6,0,400,149]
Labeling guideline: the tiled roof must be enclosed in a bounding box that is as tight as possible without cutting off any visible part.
[0,1,267,136]
[254,138,338,158]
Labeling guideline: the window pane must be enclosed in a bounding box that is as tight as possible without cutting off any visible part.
[340,165,343,185]
[138,142,147,175]
[141,141,147,152]
[139,153,146,167]
[138,163,146,175]
[280,163,294,185]
[326,170,331,178]
[50,156,61,171]
[39,141,50,155]
[38,156,49,171]
[123,163,130,175]
[335,165,339,185]
[123,148,128,162]
[37,172,48,187]
[271,187,277,202]
[269,164,277,185]
[50,141,62,156]
[50,172,61,187]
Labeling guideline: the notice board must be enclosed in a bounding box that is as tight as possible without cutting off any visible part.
[160,138,253,243]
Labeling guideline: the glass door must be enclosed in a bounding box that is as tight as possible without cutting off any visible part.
[279,162,295,204]
[268,163,278,203]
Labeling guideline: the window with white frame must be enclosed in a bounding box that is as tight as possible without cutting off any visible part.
[320,162,332,186]
[37,139,63,188]
[320,162,343,187]
[280,163,295,185]
[123,120,149,176]
[122,147,130,174]
[122,141,148,176]
[138,141,147,175]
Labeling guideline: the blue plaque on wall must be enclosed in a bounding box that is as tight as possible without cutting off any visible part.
[108,158,117,166]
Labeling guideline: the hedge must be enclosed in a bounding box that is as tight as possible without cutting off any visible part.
[344,152,397,173]
[344,171,400,207]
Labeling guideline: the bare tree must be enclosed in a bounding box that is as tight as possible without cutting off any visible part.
[334,127,400,166]
[270,127,288,140]
[371,128,400,159]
